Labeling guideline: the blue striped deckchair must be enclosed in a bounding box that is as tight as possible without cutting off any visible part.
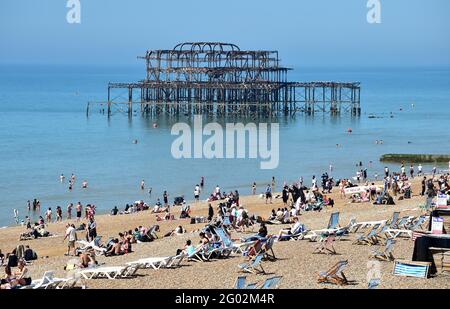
[393,260,431,278]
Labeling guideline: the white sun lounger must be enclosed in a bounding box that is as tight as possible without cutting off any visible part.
[127,256,173,270]
[78,265,138,280]
[23,271,65,289]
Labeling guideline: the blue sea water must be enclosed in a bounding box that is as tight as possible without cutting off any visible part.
[0,64,449,227]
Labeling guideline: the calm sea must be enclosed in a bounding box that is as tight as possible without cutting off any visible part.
[0,65,449,226]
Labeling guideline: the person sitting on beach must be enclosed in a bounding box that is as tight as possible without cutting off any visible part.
[79,249,97,268]
[7,249,18,268]
[277,217,302,239]
[176,239,194,256]
[152,199,162,213]
[267,209,276,221]
[105,239,122,256]
[0,266,14,289]
[13,259,32,286]
[145,225,160,242]
[23,246,37,262]
[111,206,119,216]
[165,226,185,238]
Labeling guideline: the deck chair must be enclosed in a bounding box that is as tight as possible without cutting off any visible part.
[313,235,337,255]
[214,227,251,254]
[406,215,427,230]
[384,216,425,239]
[262,236,276,261]
[235,276,247,289]
[353,223,381,245]
[368,278,380,289]
[318,260,348,286]
[261,276,282,289]
[187,245,208,262]
[238,254,265,274]
[303,212,342,241]
[369,238,396,261]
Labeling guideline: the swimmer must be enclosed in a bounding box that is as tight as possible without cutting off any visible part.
[140,180,145,190]
[60,174,65,183]
[82,180,88,189]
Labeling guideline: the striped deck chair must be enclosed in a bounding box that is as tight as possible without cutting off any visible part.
[369,238,396,261]
[238,254,265,274]
[318,260,348,286]
[313,234,337,255]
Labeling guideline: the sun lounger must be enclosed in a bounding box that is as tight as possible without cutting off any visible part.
[25,271,65,289]
[78,265,138,280]
[370,238,396,261]
[349,219,387,233]
[214,227,251,255]
[302,212,342,241]
[318,260,348,286]
[238,254,265,274]
[127,256,172,270]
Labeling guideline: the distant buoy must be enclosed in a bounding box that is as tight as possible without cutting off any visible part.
[152,123,158,128]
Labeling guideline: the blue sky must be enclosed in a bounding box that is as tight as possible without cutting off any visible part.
[0,0,449,67]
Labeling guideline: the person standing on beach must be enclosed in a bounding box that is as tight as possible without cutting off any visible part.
[421,176,427,196]
[384,167,389,177]
[432,166,437,177]
[76,202,82,222]
[271,177,276,193]
[67,203,73,220]
[87,217,97,242]
[418,164,423,176]
[63,223,77,256]
[252,182,256,195]
[140,180,145,191]
[265,184,272,204]
[410,164,414,178]
[311,175,317,188]
[207,203,214,222]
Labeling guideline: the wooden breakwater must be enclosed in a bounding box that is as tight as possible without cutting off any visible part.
[380,154,450,163]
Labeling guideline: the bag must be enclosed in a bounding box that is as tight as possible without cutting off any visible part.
[190,218,196,224]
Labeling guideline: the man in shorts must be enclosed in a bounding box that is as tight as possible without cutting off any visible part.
[63,224,77,256]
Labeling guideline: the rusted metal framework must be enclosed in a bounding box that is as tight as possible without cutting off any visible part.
[87,42,361,117]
